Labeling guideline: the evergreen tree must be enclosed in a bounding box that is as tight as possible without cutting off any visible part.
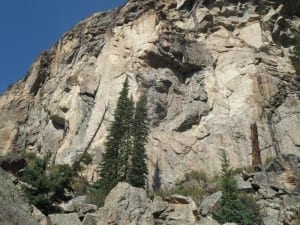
[21,153,74,214]
[128,94,149,188]
[213,151,254,225]
[98,77,134,192]
[118,96,134,182]
[293,33,300,59]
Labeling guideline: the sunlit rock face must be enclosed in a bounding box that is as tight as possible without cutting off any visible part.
[0,0,299,189]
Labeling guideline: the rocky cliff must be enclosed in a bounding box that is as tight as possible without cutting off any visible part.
[0,168,40,225]
[0,0,300,189]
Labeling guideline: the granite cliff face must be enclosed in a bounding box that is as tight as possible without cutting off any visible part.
[0,0,300,189]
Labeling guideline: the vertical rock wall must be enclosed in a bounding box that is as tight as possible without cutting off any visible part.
[0,0,299,188]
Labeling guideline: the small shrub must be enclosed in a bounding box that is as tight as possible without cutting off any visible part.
[184,170,207,183]
[174,183,205,203]
[87,187,108,207]
[71,176,89,195]
[156,170,208,203]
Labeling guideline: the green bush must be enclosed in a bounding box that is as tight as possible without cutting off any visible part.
[184,170,208,183]
[21,153,75,214]
[71,176,89,195]
[87,187,108,207]
[240,194,262,225]
[156,170,208,203]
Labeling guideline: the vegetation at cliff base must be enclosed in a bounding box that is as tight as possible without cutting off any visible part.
[21,153,74,214]
[21,151,92,214]
[213,151,259,225]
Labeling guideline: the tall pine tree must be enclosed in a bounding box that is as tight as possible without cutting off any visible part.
[128,94,149,188]
[98,77,134,192]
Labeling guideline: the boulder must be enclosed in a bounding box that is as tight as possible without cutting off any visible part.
[150,201,169,218]
[239,23,264,49]
[199,191,222,216]
[59,195,89,212]
[102,182,154,225]
[160,204,198,225]
[0,168,40,225]
[282,195,300,208]
[234,175,253,192]
[262,208,281,225]
[77,204,98,218]
[197,216,220,225]
[164,195,199,224]
[252,172,285,190]
[82,213,101,225]
[31,206,47,225]
[166,194,196,205]
[258,187,277,199]
[47,213,82,225]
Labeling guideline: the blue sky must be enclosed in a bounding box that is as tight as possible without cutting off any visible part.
[0,0,125,94]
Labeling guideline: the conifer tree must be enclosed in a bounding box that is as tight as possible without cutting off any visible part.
[21,153,74,214]
[213,151,254,225]
[98,77,134,192]
[128,94,149,188]
[118,96,134,182]
[293,34,300,58]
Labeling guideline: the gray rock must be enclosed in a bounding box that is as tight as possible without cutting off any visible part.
[77,204,97,218]
[234,175,253,191]
[150,201,168,218]
[262,208,281,225]
[59,195,89,212]
[82,213,101,225]
[166,194,196,205]
[47,213,82,225]
[0,168,40,225]
[252,172,285,190]
[103,182,154,225]
[197,216,220,225]
[282,195,300,208]
[258,187,277,199]
[31,206,47,225]
[199,191,222,216]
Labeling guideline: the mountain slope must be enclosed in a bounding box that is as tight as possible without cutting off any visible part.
[0,0,299,189]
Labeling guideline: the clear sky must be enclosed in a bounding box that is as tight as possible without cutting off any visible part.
[0,0,125,94]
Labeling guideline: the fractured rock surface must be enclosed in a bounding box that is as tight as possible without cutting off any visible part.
[0,0,299,189]
[0,168,39,225]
